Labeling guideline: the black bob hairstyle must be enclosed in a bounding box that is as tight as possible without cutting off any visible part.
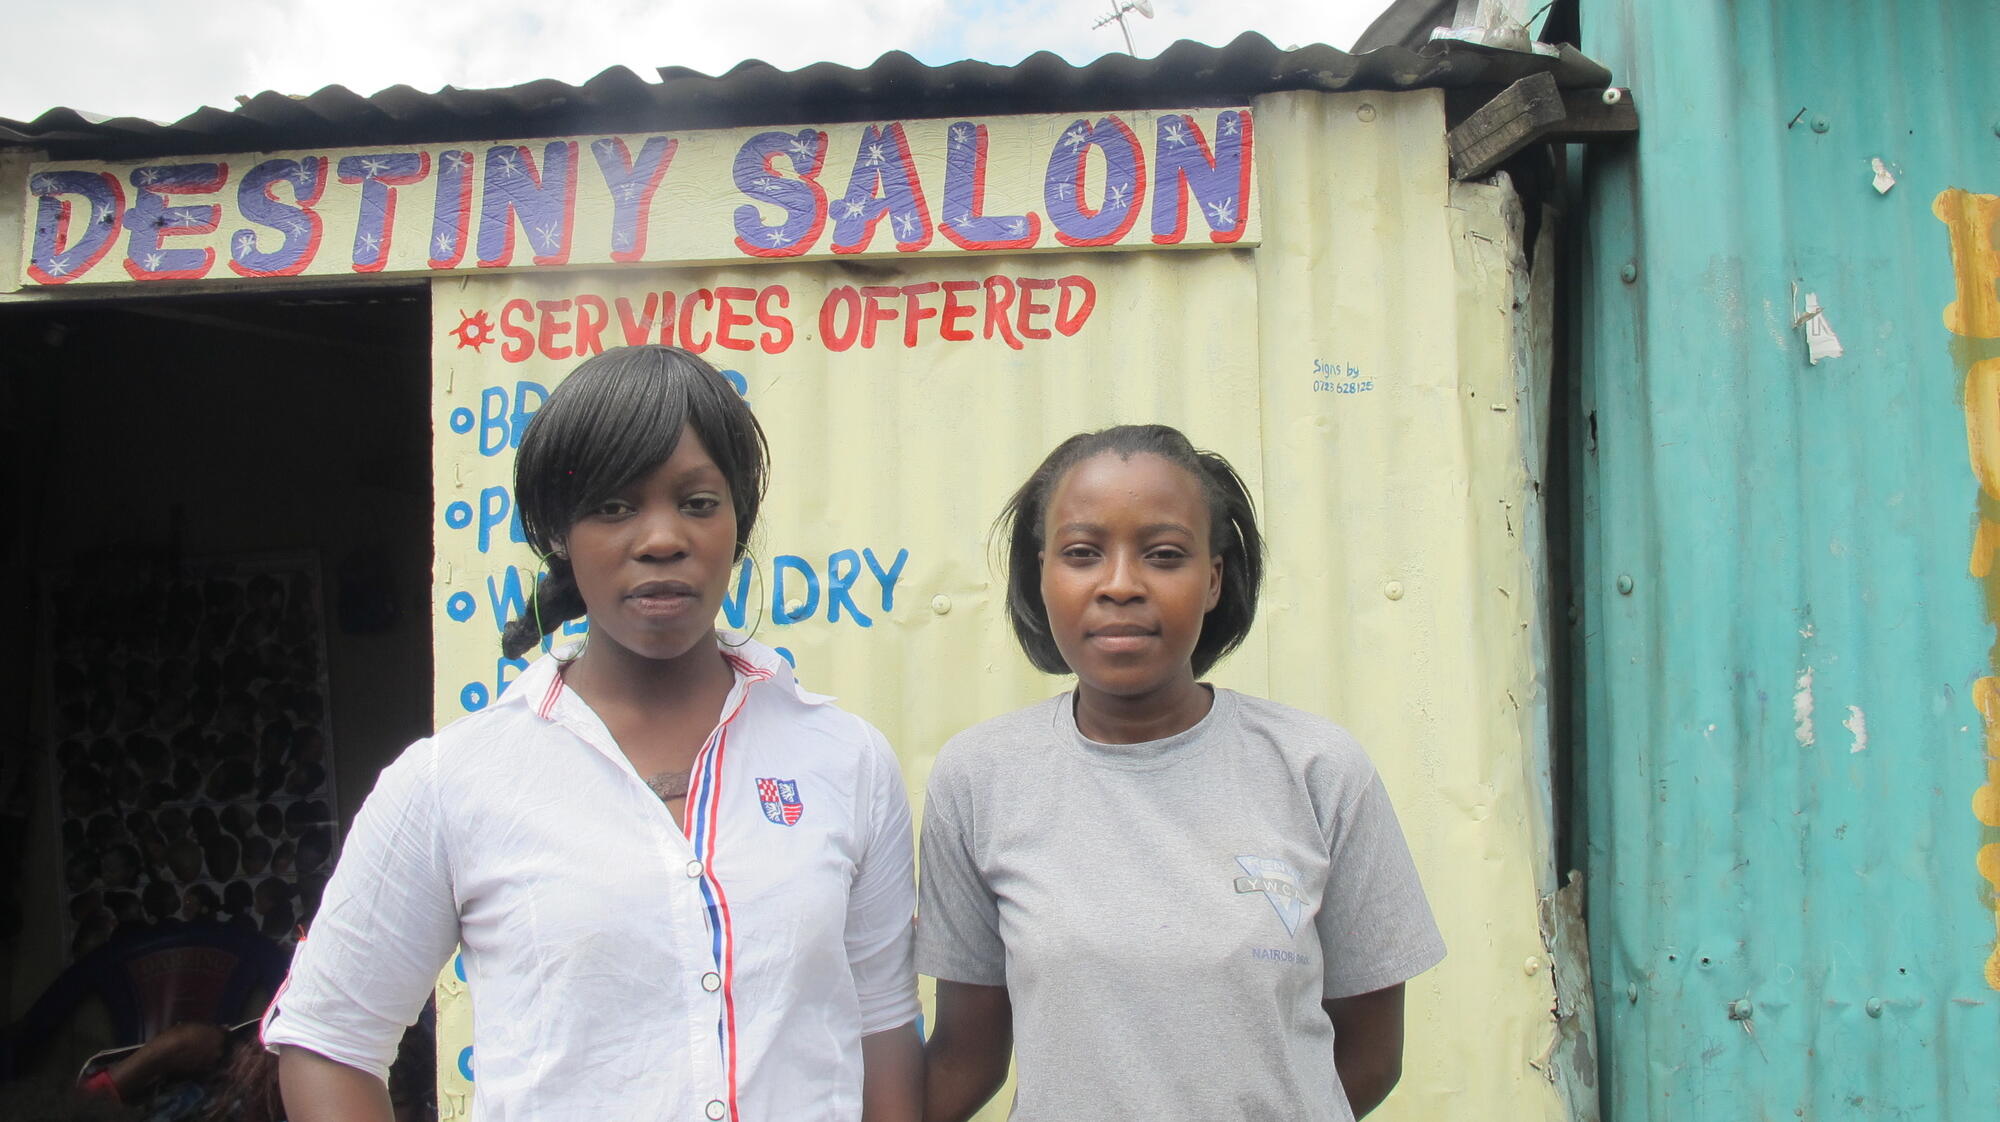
[499,345,768,659]
[994,424,1264,678]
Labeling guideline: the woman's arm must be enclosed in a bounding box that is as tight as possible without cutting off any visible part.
[922,980,1012,1122]
[861,1021,923,1122]
[1323,982,1406,1119]
[277,1046,396,1122]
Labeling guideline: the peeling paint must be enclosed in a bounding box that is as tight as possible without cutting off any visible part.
[1935,186,2000,992]
[1794,667,1816,747]
[1844,705,1868,753]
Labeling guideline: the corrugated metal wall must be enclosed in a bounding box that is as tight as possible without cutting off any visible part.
[1573,1,2000,1117]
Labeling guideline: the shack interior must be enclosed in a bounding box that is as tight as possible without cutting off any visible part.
[0,290,434,1075]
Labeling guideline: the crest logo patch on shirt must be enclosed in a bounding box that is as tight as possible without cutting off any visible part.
[756,777,804,826]
[1234,855,1306,937]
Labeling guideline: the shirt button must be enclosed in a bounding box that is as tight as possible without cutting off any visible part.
[701,972,721,992]
[686,859,705,878]
[705,1100,726,1120]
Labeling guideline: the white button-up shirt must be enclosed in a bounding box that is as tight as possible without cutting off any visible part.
[263,638,918,1121]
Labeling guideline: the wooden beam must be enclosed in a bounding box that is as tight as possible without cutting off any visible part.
[1449,71,1566,180]
[1448,72,1639,180]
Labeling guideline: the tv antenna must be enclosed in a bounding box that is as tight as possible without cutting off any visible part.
[1092,0,1154,56]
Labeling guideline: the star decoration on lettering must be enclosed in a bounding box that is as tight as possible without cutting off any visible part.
[1221,115,1240,137]
[142,252,163,272]
[1006,218,1027,236]
[1063,126,1089,150]
[1054,182,1074,200]
[29,174,53,195]
[788,136,816,158]
[957,212,973,226]
[443,151,472,174]
[1161,120,1188,147]
[763,180,785,194]
[533,223,562,252]
[494,150,520,178]
[434,232,457,257]
[752,177,773,192]
[1107,182,1130,209]
[359,156,391,179]
[136,167,162,186]
[286,219,309,237]
[1206,197,1237,226]
[894,212,919,239]
[290,166,314,185]
[593,139,618,157]
[768,228,788,245]
[951,125,971,147]
[358,231,382,255]
[862,142,886,167]
[173,207,206,226]
[43,253,71,276]
[617,182,644,202]
[841,199,866,220]
[234,232,257,259]
[450,309,495,352]
[613,228,634,250]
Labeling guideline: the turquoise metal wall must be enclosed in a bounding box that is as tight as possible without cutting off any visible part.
[1572,1,2000,1117]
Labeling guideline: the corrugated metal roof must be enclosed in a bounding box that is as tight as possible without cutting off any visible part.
[1572,0,2000,1117]
[0,31,1610,160]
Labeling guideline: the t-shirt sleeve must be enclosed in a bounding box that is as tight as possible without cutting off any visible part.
[262,739,461,1080]
[844,720,922,1035]
[913,755,1006,987]
[1316,769,1447,1000]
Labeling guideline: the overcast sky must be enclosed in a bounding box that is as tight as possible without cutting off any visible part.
[0,0,1397,125]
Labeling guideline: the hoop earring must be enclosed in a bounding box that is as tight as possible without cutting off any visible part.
[720,554,766,648]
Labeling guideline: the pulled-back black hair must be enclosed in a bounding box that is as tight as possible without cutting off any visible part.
[995,424,1263,678]
[500,345,768,659]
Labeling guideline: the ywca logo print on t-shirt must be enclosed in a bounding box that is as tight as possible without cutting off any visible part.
[756,777,805,826]
[1233,855,1306,936]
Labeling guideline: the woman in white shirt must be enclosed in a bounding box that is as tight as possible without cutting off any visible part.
[268,345,921,1122]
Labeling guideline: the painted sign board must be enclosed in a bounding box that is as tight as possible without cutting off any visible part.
[17,109,1256,287]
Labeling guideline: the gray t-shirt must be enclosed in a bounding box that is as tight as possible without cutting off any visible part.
[916,687,1445,1122]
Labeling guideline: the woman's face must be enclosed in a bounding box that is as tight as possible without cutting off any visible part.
[1039,451,1221,703]
[563,425,739,666]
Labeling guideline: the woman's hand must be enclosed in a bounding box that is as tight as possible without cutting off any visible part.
[921,981,1012,1122]
[1324,982,1407,1119]
[278,1045,395,1122]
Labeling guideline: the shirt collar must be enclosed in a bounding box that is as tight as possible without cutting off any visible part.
[494,631,832,719]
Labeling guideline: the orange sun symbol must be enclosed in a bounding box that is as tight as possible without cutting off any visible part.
[451,309,496,352]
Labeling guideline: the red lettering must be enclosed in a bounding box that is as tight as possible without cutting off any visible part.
[860,285,902,349]
[714,286,757,352]
[1055,275,1096,336]
[820,286,861,352]
[678,288,714,353]
[940,280,979,342]
[756,285,794,354]
[573,295,609,356]
[1015,277,1055,341]
[658,291,678,345]
[615,293,660,345]
[984,275,1022,351]
[901,282,940,348]
[499,298,535,362]
[535,299,574,360]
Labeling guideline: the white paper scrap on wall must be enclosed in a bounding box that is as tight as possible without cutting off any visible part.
[1801,293,1844,365]
[1871,157,1898,194]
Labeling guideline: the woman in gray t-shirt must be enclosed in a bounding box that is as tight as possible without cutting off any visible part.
[916,424,1445,1122]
